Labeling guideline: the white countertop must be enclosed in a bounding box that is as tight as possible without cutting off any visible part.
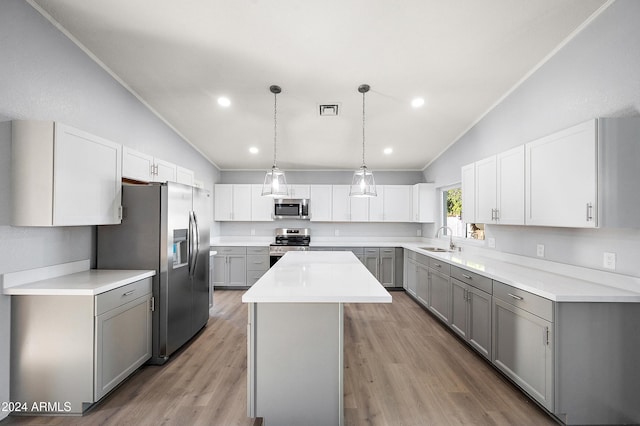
[3,269,156,296]
[402,243,640,303]
[242,251,392,304]
[213,236,640,303]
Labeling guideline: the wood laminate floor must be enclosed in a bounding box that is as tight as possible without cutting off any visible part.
[2,290,556,426]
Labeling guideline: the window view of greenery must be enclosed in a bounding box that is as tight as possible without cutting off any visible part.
[444,187,484,240]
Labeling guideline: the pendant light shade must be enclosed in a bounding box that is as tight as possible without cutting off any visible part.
[262,85,289,197]
[350,84,377,197]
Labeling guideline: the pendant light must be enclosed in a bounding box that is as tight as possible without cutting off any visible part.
[349,84,377,197]
[261,85,289,197]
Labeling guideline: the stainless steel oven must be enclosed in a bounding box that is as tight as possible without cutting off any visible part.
[269,228,310,266]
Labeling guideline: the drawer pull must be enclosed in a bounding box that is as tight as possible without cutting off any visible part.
[462,274,472,280]
[253,261,264,264]
[433,263,442,268]
[123,290,136,297]
[507,293,523,301]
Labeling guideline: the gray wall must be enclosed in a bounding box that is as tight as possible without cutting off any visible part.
[0,1,220,417]
[424,0,640,278]
[218,170,426,237]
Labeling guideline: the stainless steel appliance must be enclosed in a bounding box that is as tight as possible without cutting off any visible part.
[273,198,310,220]
[97,182,210,365]
[269,228,311,266]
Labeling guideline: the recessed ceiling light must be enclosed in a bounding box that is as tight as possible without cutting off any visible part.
[217,97,231,107]
[249,147,259,154]
[383,147,393,155]
[411,97,425,108]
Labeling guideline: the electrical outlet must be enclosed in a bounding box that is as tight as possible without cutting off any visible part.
[536,244,545,258]
[603,252,616,270]
[334,229,340,237]
[416,229,422,237]
[250,228,256,236]
[487,237,496,248]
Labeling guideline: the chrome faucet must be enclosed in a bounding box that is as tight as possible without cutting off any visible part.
[435,226,454,250]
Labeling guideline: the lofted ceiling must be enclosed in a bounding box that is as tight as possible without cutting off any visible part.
[30,0,608,171]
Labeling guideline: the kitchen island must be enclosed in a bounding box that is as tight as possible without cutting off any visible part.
[242,251,391,426]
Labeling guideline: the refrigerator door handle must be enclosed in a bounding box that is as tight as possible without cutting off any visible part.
[191,211,200,277]
[188,211,195,277]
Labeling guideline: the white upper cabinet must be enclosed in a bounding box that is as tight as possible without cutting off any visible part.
[310,185,332,221]
[332,185,368,222]
[331,185,351,222]
[383,185,413,222]
[122,147,154,182]
[152,158,177,183]
[176,166,195,187]
[526,120,598,228]
[251,184,274,221]
[463,146,524,226]
[368,186,385,222]
[412,183,435,223]
[214,184,251,221]
[11,121,122,226]
[122,146,194,186]
[286,184,310,199]
[475,156,497,224]
[350,194,369,222]
[496,146,525,225]
[461,163,476,224]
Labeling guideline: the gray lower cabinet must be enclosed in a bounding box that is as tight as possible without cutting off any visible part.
[333,246,364,263]
[11,278,152,414]
[363,248,379,278]
[492,281,553,412]
[415,262,429,306]
[212,246,247,287]
[450,266,492,360]
[379,247,396,287]
[427,265,451,324]
[246,246,269,286]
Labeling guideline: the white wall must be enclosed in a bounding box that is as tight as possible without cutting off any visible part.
[424,0,640,278]
[0,1,220,418]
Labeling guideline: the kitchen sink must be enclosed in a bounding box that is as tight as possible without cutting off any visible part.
[419,246,451,252]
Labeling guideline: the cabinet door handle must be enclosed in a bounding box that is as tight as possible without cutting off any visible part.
[507,293,523,301]
[494,209,499,221]
[123,290,136,297]
[586,203,593,221]
[462,274,472,280]
[543,326,550,346]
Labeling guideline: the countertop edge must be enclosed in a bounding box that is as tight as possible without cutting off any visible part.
[3,270,156,296]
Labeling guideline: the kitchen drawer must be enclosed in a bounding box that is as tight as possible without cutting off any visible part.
[95,277,152,316]
[212,246,246,256]
[364,248,379,255]
[247,270,267,286]
[333,247,364,255]
[379,247,396,256]
[246,255,269,271]
[451,265,492,294]
[246,246,269,255]
[428,257,450,275]
[493,281,553,321]
[309,247,331,251]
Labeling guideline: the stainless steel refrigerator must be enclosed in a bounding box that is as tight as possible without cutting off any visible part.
[97,182,210,364]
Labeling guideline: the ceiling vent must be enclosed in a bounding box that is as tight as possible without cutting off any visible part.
[318,103,340,117]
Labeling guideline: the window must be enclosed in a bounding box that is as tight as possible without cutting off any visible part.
[442,186,484,240]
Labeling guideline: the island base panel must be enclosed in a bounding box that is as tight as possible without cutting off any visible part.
[248,302,344,426]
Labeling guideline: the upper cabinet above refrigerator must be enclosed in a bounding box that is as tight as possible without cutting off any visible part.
[11,120,122,226]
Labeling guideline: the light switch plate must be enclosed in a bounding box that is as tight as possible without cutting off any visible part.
[334,229,340,237]
[536,244,545,257]
[603,252,616,270]
[250,228,256,236]
[416,229,422,237]
[487,237,496,248]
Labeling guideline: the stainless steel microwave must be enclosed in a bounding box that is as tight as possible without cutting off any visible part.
[273,199,310,220]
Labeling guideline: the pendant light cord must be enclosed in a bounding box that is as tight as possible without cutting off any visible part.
[361,89,366,168]
[273,90,278,168]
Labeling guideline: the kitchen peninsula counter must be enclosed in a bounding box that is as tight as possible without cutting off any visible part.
[243,251,391,426]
